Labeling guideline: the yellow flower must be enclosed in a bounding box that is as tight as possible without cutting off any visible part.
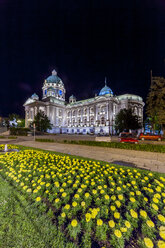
[114,212,120,219]
[85,192,90,198]
[81,201,86,207]
[130,209,138,218]
[130,197,136,203]
[105,195,110,200]
[144,197,148,202]
[61,212,66,218]
[118,194,123,200]
[140,210,147,219]
[152,203,159,211]
[120,227,127,232]
[136,191,141,195]
[97,219,103,226]
[71,219,78,227]
[46,183,50,187]
[153,197,159,204]
[62,192,67,197]
[157,240,165,248]
[64,204,70,210]
[144,238,154,248]
[114,229,122,238]
[160,226,165,231]
[91,208,98,218]
[111,195,116,201]
[160,231,165,240]
[125,220,131,228]
[108,220,115,228]
[146,220,155,228]
[115,200,121,208]
[72,201,77,207]
[27,188,32,193]
[158,215,165,223]
[55,198,60,203]
[117,187,121,191]
[110,205,116,211]
[36,197,41,202]
[85,213,92,222]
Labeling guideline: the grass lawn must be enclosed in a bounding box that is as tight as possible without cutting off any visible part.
[0,145,165,248]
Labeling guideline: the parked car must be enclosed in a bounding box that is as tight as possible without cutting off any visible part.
[139,133,162,141]
[119,133,139,144]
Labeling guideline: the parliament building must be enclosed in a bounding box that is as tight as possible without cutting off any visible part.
[24,70,144,135]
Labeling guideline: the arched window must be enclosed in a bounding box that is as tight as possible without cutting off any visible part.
[72,110,75,116]
[78,118,81,125]
[90,117,94,125]
[90,107,94,114]
[84,118,87,125]
[84,108,87,115]
[101,117,105,125]
[67,111,70,117]
[134,107,137,115]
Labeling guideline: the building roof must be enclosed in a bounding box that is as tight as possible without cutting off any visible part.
[99,78,113,96]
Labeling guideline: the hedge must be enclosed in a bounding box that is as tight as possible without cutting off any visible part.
[10,127,30,136]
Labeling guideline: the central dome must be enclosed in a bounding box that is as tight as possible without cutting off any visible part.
[99,78,113,96]
[45,70,63,85]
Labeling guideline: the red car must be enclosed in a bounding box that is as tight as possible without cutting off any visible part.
[139,133,162,141]
[119,133,139,144]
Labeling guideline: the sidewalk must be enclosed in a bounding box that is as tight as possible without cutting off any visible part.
[13,139,165,173]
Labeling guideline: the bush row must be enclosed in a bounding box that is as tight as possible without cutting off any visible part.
[36,138,165,153]
[9,127,30,136]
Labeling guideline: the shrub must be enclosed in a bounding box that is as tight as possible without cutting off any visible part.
[9,127,30,136]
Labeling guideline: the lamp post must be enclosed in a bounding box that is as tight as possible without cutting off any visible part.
[33,123,36,141]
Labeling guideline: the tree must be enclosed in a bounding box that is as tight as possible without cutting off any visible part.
[146,76,165,135]
[115,108,142,133]
[33,111,52,132]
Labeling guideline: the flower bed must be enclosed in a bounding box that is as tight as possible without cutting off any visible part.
[0,144,18,150]
[0,150,165,248]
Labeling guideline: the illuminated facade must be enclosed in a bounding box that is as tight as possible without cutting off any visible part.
[24,70,144,134]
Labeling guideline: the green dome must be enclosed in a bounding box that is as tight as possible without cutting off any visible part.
[45,70,63,85]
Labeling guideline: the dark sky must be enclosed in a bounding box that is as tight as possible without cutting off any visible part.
[0,0,165,117]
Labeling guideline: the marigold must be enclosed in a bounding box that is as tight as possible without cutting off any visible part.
[118,194,123,200]
[85,193,90,198]
[105,195,110,200]
[153,197,159,204]
[110,205,116,211]
[85,213,91,222]
[108,220,115,228]
[71,219,78,227]
[120,227,127,232]
[64,204,70,210]
[160,231,165,240]
[146,220,155,228]
[61,212,66,218]
[114,212,120,219]
[97,219,103,226]
[36,196,41,202]
[158,215,165,223]
[125,220,131,228]
[62,192,67,197]
[72,201,77,207]
[130,209,138,218]
[157,240,165,248]
[114,229,122,238]
[144,238,154,248]
[140,210,147,219]
[130,197,136,203]
[55,198,60,203]
[81,201,86,207]
[152,203,159,211]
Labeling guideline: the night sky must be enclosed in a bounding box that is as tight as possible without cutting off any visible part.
[0,0,165,117]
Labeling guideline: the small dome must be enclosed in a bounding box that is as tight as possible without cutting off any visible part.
[45,70,63,85]
[31,93,39,100]
[69,95,76,99]
[99,78,113,96]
